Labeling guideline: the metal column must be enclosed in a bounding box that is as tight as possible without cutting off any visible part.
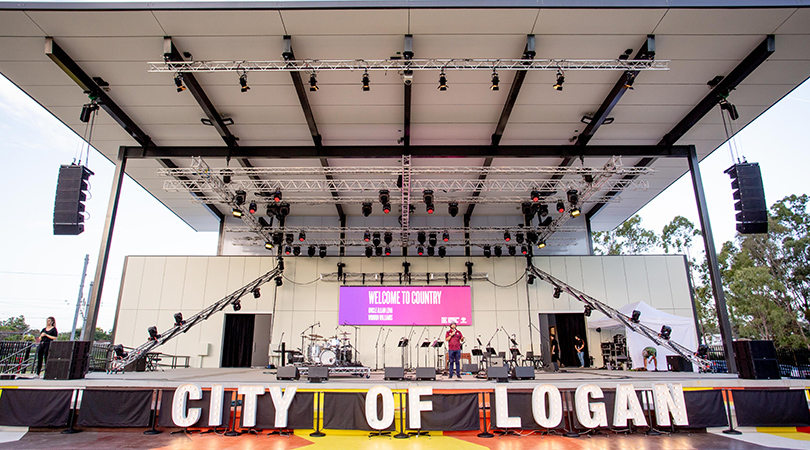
[687,145,736,373]
[585,214,595,256]
[81,147,128,342]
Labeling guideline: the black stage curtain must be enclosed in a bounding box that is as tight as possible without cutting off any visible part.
[682,390,728,428]
[77,389,152,427]
[158,389,231,428]
[406,393,480,431]
[247,391,314,430]
[555,313,588,367]
[323,392,396,431]
[734,389,810,427]
[222,314,254,368]
[490,392,564,431]
[0,388,72,427]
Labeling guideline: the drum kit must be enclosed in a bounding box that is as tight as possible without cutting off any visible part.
[304,332,355,366]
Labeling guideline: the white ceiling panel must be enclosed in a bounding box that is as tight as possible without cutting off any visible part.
[0,11,45,37]
[281,9,409,36]
[533,9,665,36]
[409,9,538,35]
[26,11,164,37]
[153,10,285,37]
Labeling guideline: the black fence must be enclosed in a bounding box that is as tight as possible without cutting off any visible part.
[701,345,810,378]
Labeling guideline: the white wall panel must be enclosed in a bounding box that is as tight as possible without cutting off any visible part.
[158,257,187,312]
[644,256,675,311]
[138,257,166,310]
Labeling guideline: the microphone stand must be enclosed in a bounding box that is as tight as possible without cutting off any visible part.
[530,322,545,368]
[415,327,427,368]
[406,324,416,370]
[343,322,360,366]
[374,326,384,370]
[382,328,392,369]
[434,326,446,371]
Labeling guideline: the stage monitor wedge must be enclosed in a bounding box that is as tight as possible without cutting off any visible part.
[384,367,405,381]
[462,363,479,374]
[511,366,535,380]
[487,366,509,382]
[277,365,300,381]
[415,367,436,381]
[307,366,329,383]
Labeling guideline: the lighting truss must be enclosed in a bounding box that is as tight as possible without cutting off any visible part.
[225,226,586,234]
[320,271,490,283]
[149,58,668,73]
[528,265,710,371]
[401,155,412,250]
[187,194,627,205]
[231,235,578,248]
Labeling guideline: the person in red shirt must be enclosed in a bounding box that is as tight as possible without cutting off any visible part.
[445,323,465,378]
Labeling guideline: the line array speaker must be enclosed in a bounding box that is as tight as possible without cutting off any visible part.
[53,165,93,236]
[725,163,767,234]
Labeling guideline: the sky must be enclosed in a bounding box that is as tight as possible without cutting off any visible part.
[0,71,808,336]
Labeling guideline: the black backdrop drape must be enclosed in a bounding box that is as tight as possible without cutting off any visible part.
[222,314,254,368]
[554,313,588,367]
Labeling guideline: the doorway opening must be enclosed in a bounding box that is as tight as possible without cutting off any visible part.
[221,313,272,368]
[538,312,589,368]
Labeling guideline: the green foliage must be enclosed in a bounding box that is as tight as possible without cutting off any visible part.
[57,327,111,342]
[593,215,659,255]
[0,315,29,332]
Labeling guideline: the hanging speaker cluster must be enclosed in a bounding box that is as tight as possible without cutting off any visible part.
[724,162,767,234]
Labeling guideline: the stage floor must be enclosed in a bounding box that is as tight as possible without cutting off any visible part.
[4,367,810,389]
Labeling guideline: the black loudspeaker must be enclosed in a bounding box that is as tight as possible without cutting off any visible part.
[738,359,781,380]
[124,357,147,372]
[415,367,436,381]
[44,341,91,380]
[487,366,509,382]
[462,363,479,373]
[307,366,329,383]
[666,355,693,372]
[53,165,93,235]
[733,340,777,360]
[277,365,300,381]
[725,163,767,234]
[511,366,535,380]
[384,367,405,381]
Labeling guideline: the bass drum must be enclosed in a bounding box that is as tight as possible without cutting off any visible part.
[339,348,353,364]
[319,349,337,366]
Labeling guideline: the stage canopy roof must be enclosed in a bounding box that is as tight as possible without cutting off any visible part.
[1,1,808,255]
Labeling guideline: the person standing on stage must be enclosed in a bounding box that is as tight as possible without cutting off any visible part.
[574,335,585,367]
[36,317,58,376]
[550,334,561,371]
[445,322,465,378]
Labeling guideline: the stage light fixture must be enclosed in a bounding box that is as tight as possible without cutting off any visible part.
[362,202,373,217]
[372,232,381,247]
[296,232,305,242]
[442,231,449,242]
[284,246,292,255]
[221,168,232,184]
[426,203,435,214]
[537,240,546,249]
[556,201,565,214]
[239,72,250,93]
[283,233,293,245]
[494,246,502,257]
[308,245,316,257]
[385,246,391,256]
[465,261,474,279]
[584,305,593,317]
[248,201,257,215]
[293,246,301,256]
[540,216,553,227]
[538,204,549,217]
[508,245,516,256]
[583,173,594,183]
[384,231,393,245]
[553,69,565,91]
[382,202,391,214]
[521,245,528,255]
[319,245,327,258]
[428,232,437,247]
[272,232,283,245]
[438,246,446,258]
[553,287,562,299]
[504,231,511,242]
[273,190,282,202]
[309,72,318,91]
[232,208,242,217]
[423,189,435,213]
[567,189,579,206]
[448,202,459,217]
[174,74,186,92]
[148,326,160,341]
[531,190,541,202]
[265,242,274,250]
[660,325,672,340]
[278,203,290,217]
[490,70,500,91]
[376,246,383,257]
[364,230,371,242]
[417,231,426,245]
[522,202,534,219]
[275,276,283,287]
[527,274,535,285]
[379,189,389,205]
[234,190,246,206]
[174,312,185,327]
[253,288,261,299]
[362,70,370,91]
[570,206,581,218]
[516,231,525,244]
[438,70,448,91]
[427,246,435,257]
[527,230,538,244]
[631,310,641,323]
[113,344,126,359]
[483,245,491,258]
[417,246,425,256]
[365,245,373,258]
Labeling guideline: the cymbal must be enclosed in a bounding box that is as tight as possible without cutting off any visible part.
[307,334,323,339]
[339,332,352,336]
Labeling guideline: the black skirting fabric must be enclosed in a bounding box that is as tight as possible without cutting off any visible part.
[323,392,396,431]
[734,389,810,427]
[247,391,314,430]
[491,392,543,430]
[77,389,152,427]
[157,388,231,428]
[682,389,728,428]
[0,389,72,427]
[407,392,480,431]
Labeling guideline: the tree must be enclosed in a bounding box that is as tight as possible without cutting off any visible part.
[0,315,29,332]
[58,327,111,342]
[661,216,701,257]
[593,215,659,255]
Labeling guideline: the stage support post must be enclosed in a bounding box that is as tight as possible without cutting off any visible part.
[394,392,410,439]
[477,392,494,438]
[722,389,742,435]
[310,392,325,437]
[82,146,127,343]
[143,389,162,435]
[585,214,595,255]
[687,145,736,374]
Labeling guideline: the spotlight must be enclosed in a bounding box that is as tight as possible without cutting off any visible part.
[531,190,541,202]
[234,190,246,206]
[537,240,546,249]
[298,232,306,242]
[221,168,232,184]
[417,231,426,245]
[113,344,126,359]
[365,246,373,258]
[174,312,185,327]
[494,246,502,257]
[567,189,579,205]
[174,74,186,92]
[438,70,448,91]
[376,246,383,257]
[293,246,301,256]
[265,242,274,250]
[504,231,511,242]
[521,245,528,255]
[442,231,449,242]
[384,232,393,245]
[584,305,593,317]
[490,70,499,91]
[527,274,535,285]
[308,245,316,257]
[553,69,565,91]
[275,276,283,287]
[253,288,261,299]
[438,246,446,258]
[448,202,459,217]
[527,230,538,244]
[426,204,435,214]
[362,202,373,217]
[538,204,549,217]
[319,245,327,258]
[508,245,516,256]
[516,231,525,244]
[336,262,345,281]
[239,72,250,93]
[278,203,290,217]
[428,232,437,247]
[147,326,160,341]
[483,245,491,258]
[427,246,435,257]
[379,189,390,205]
[273,190,282,202]
[382,203,391,214]
[283,233,293,245]
[248,201,257,215]
[362,70,370,92]
[556,201,565,214]
[272,232,283,245]
[553,287,562,299]
[631,310,641,323]
[372,232,381,247]
[417,246,425,256]
[309,72,318,91]
[423,189,434,212]
[266,204,278,218]
[570,206,581,218]
[660,325,672,340]
[522,202,534,219]
[364,230,371,242]
[465,261,474,279]
[583,173,594,183]
[385,246,391,256]
[284,246,292,255]
[232,208,242,217]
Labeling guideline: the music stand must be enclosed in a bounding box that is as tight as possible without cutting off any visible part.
[419,341,431,367]
[509,348,521,368]
[471,348,484,368]
[398,338,409,369]
[431,340,444,371]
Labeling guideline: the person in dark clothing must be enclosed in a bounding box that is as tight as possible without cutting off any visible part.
[445,323,465,378]
[36,317,58,375]
[550,334,560,371]
[574,335,586,367]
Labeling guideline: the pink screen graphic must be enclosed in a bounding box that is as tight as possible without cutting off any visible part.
[339,286,471,326]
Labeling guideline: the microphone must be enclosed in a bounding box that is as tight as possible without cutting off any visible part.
[316,321,321,327]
